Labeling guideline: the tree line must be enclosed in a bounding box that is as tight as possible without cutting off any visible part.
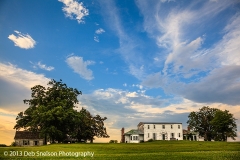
[14,79,109,143]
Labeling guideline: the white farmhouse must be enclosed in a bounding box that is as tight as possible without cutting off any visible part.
[123,122,183,143]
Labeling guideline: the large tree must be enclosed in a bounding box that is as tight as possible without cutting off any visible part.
[73,108,109,143]
[187,106,237,141]
[211,110,237,141]
[14,79,81,143]
[14,79,109,143]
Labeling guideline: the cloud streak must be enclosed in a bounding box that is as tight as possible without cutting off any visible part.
[31,61,54,71]
[8,30,36,49]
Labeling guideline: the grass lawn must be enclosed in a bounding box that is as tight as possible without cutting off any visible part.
[0,141,240,159]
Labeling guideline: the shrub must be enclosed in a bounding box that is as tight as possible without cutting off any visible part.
[109,140,118,143]
[10,142,16,147]
[147,139,154,142]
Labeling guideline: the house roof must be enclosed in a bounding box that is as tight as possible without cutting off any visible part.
[14,131,43,139]
[138,122,182,126]
[124,129,144,135]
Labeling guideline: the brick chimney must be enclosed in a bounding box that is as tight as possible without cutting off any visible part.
[121,128,125,143]
[187,126,190,131]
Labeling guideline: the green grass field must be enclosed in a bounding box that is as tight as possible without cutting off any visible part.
[0,141,240,159]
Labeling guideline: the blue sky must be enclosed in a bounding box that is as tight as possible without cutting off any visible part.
[1,0,240,144]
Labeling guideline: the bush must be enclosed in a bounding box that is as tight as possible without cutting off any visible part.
[10,142,16,147]
[147,139,154,142]
[140,140,144,143]
[109,140,118,143]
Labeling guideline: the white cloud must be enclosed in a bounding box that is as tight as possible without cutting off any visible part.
[31,61,54,71]
[123,83,127,87]
[94,36,99,42]
[59,0,89,23]
[66,56,95,80]
[0,62,50,113]
[132,84,143,90]
[95,28,105,34]
[8,30,36,49]
[94,28,105,42]
[0,62,50,89]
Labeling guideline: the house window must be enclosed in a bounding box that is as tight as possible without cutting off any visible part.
[171,133,174,138]
[154,125,155,129]
[153,133,156,140]
[162,125,165,129]
[131,136,138,140]
[148,133,149,138]
[178,125,180,129]
[23,140,29,145]
[179,133,181,137]
[171,125,173,129]
[148,125,150,129]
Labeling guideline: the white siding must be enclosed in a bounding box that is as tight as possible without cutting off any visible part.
[124,134,144,143]
[125,135,130,143]
[15,139,44,146]
[143,123,183,141]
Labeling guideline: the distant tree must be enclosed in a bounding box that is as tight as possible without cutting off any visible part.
[187,106,237,141]
[109,140,118,143]
[109,140,114,143]
[211,110,237,141]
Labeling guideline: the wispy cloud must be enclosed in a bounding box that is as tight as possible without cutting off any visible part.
[94,36,99,42]
[136,0,240,106]
[66,56,95,80]
[31,61,54,71]
[94,28,105,42]
[100,0,146,79]
[8,30,36,49]
[59,0,89,23]
[95,28,105,34]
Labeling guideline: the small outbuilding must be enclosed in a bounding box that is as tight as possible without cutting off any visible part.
[124,129,144,143]
[14,131,44,146]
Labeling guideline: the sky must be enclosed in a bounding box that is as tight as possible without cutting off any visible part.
[0,0,240,145]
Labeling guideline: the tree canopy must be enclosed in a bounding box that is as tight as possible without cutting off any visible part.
[14,79,109,143]
[187,106,237,141]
